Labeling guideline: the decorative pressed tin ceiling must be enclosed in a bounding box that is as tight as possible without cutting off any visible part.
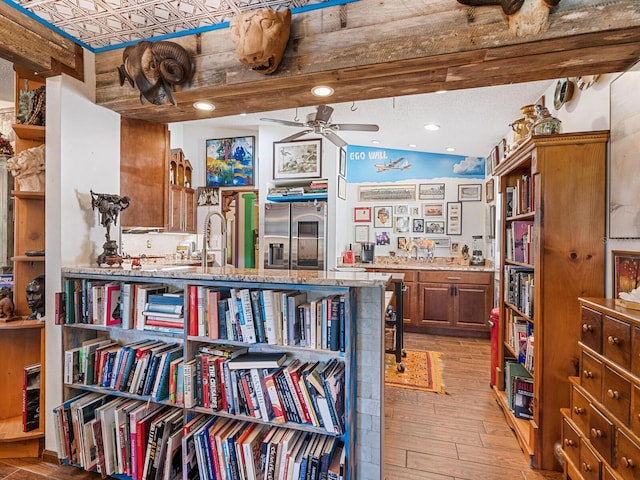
[8,0,341,51]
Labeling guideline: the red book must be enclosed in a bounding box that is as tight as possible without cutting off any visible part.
[288,361,313,424]
[200,355,210,408]
[104,283,122,326]
[144,317,184,328]
[216,357,228,412]
[188,285,198,336]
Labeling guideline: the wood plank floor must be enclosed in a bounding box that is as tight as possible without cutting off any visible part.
[384,333,563,480]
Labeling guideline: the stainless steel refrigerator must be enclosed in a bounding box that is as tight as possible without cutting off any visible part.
[263,201,327,270]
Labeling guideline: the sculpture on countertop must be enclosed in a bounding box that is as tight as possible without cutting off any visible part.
[456,0,560,15]
[26,276,44,320]
[229,8,291,74]
[117,40,194,105]
[7,144,45,191]
[0,287,14,320]
[90,190,131,266]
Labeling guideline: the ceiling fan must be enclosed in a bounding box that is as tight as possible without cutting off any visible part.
[260,104,380,147]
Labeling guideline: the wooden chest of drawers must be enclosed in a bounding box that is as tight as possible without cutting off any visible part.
[562,298,640,480]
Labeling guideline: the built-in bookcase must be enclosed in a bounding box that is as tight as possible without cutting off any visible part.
[56,268,363,480]
[493,131,609,471]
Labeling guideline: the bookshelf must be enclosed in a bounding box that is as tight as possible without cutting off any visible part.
[57,267,389,479]
[493,131,608,470]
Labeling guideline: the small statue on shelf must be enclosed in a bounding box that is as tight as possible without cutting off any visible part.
[90,190,131,266]
[26,275,45,320]
[0,287,15,320]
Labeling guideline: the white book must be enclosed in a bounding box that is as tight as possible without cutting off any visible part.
[227,289,240,341]
[183,359,196,409]
[98,397,129,475]
[249,368,271,422]
[321,298,329,350]
[197,286,207,337]
[238,288,258,343]
[120,282,133,329]
[92,285,104,325]
[260,290,280,345]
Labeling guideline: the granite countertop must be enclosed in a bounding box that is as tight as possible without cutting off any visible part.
[61,266,393,288]
[342,257,495,272]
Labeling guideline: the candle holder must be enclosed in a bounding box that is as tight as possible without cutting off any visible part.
[90,190,130,266]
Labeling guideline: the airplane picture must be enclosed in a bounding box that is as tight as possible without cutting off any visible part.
[374,157,412,172]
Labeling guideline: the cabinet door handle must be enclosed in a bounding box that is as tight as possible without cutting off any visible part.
[607,389,620,400]
[583,370,593,379]
[590,427,603,438]
[573,406,584,415]
[582,323,593,332]
[621,456,635,468]
[608,335,620,345]
[447,276,461,280]
[563,438,575,447]
[582,462,592,472]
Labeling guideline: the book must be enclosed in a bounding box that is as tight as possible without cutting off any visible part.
[260,290,281,345]
[197,343,249,359]
[104,283,122,326]
[227,352,287,370]
[250,290,267,343]
[136,284,169,331]
[22,363,40,432]
[513,375,534,420]
[237,288,258,343]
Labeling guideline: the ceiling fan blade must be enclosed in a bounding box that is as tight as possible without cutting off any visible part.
[315,105,334,123]
[332,123,380,132]
[322,130,347,148]
[260,118,308,128]
[279,130,313,142]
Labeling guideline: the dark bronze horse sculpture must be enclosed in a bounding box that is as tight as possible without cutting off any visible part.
[117,40,193,105]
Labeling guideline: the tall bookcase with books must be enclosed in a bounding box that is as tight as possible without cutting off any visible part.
[56,267,374,480]
[493,131,608,471]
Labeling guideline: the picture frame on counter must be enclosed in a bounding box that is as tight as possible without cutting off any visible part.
[446,201,462,235]
[354,224,370,243]
[458,184,482,202]
[418,183,445,200]
[206,136,255,187]
[354,206,372,222]
[338,175,347,200]
[273,139,322,180]
[358,184,416,202]
[397,236,408,249]
[612,250,640,300]
[450,242,460,254]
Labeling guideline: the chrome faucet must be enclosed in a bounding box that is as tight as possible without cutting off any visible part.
[203,210,227,268]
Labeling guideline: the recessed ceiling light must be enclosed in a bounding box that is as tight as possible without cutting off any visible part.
[445,147,456,152]
[311,86,334,97]
[193,101,215,111]
[408,144,417,148]
[239,112,247,116]
[435,90,447,94]
[372,140,380,145]
[424,123,440,131]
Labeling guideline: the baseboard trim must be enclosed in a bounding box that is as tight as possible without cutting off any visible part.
[42,449,59,464]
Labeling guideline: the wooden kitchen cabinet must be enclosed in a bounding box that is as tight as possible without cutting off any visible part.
[415,270,493,338]
[168,148,196,233]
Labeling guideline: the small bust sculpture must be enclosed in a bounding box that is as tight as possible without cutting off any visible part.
[26,275,45,320]
[0,287,14,320]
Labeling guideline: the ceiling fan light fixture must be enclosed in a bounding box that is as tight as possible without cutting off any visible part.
[193,101,215,111]
[311,85,334,97]
[424,123,440,131]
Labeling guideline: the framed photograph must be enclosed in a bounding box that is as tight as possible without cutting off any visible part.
[354,207,372,223]
[458,184,482,202]
[338,175,347,200]
[395,205,408,215]
[397,236,408,250]
[446,202,462,235]
[376,231,391,246]
[487,204,496,239]
[485,179,495,203]
[206,136,255,187]
[432,237,451,248]
[410,206,420,217]
[394,216,410,233]
[196,186,220,206]
[418,183,445,200]
[450,242,460,255]
[412,218,424,233]
[612,251,640,299]
[354,224,370,243]
[339,148,347,177]
[358,184,415,202]
[423,203,443,217]
[273,139,322,180]
[425,221,445,234]
[374,206,393,228]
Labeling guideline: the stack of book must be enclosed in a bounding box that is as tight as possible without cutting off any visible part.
[142,293,185,333]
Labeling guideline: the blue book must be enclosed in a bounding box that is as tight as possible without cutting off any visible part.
[153,346,184,401]
[147,293,184,305]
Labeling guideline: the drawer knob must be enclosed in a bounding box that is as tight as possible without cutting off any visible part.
[621,456,635,468]
[590,427,603,438]
[583,370,593,379]
[607,389,620,400]
[574,406,585,415]
[582,462,592,472]
[582,324,593,332]
[608,335,620,345]
[564,438,575,447]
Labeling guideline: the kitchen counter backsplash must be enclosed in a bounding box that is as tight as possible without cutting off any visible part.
[341,255,494,271]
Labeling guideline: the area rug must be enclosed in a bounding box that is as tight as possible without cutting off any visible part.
[385,350,446,394]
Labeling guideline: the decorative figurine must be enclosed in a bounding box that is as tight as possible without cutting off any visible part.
[0,287,15,320]
[90,190,131,266]
[7,143,46,191]
[26,275,45,320]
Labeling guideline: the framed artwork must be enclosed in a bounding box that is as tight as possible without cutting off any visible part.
[374,206,393,228]
[196,186,220,206]
[425,221,445,234]
[339,148,347,177]
[354,207,372,223]
[410,206,420,217]
[397,236,408,250]
[412,218,424,233]
[354,224,370,243]
[450,242,460,255]
[376,231,391,246]
[418,183,445,200]
[446,202,462,235]
[205,136,255,187]
[612,251,640,299]
[432,237,451,248]
[358,184,415,202]
[485,179,495,203]
[487,204,496,239]
[395,205,409,215]
[610,60,640,238]
[394,216,410,233]
[458,183,482,202]
[338,175,347,200]
[423,203,443,217]
[273,139,322,180]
